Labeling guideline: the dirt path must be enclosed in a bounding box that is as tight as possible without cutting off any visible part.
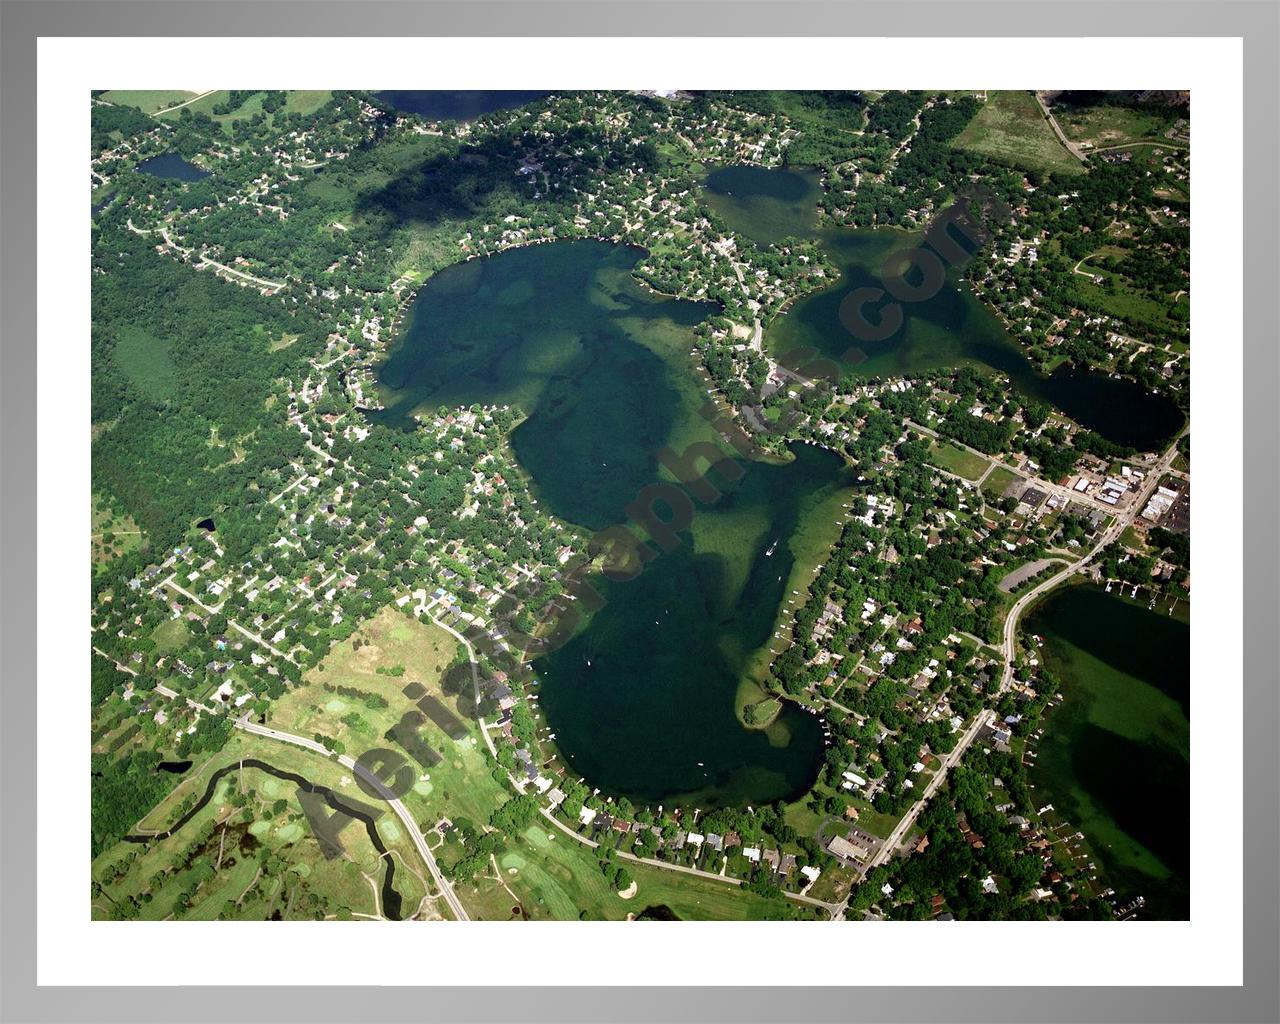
[154,90,217,115]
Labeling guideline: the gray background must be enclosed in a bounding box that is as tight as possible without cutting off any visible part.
[1,2,1276,1022]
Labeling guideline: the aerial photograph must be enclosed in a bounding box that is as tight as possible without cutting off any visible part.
[89,88,1190,923]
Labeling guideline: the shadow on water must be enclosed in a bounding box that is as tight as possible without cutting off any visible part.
[126,758,404,921]
[353,127,662,231]
[377,91,556,121]
[635,904,682,920]
[156,760,192,774]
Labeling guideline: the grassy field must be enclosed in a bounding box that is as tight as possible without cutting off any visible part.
[269,604,517,839]
[927,441,990,481]
[306,134,442,214]
[92,491,143,568]
[281,90,334,116]
[953,91,1084,177]
[151,616,191,655]
[1119,525,1147,551]
[100,90,200,114]
[1052,100,1181,151]
[269,604,460,754]
[981,465,1023,502]
[453,818,815,921]
[1062,261,1187,337]
[152,90,334,131]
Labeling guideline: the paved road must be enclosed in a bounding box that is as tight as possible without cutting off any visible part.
[832,431,1185,918]
[425,611,496,757]
[999,431,1185,690]
[1034,92,1088,163]
[229,620,296,665]
[860,709,995,877]
[236,717,470,922]
[195,255,286,292]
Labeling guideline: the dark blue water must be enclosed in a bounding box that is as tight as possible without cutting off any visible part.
[136,153,210,182]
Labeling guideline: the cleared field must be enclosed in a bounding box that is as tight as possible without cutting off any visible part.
[267,604,515,837]
[1063,262,1187,337]
[953,91,1083,177]
[150,616,191,655]
[282,90,334,116]
[927,441,990,481]
[1052,100,1181,150]
[100,90,200,114]
[113,324,179,401]
[981,465,1024,502]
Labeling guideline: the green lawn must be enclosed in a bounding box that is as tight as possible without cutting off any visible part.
[1119,525,1147,551]
[270,604,461,753]
[282,90,334,116]
[151,616,191,655]
[927,441,990,481]
[981,465,1023,502]
[953,91,1084,176]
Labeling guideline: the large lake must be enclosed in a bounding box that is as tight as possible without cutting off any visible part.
[1025,585,1189,919]
[377,240,847,806]
[704,165,1185,452]
[377,91,554,121]
[373,164,1187,809]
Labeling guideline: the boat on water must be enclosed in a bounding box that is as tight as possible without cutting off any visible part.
[765,539,778,556]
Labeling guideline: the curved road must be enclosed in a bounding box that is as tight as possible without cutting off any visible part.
[1034,92,1088,163]
[835,431,1186,919]
[999,431,1186,691]
[235,717,470,921]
